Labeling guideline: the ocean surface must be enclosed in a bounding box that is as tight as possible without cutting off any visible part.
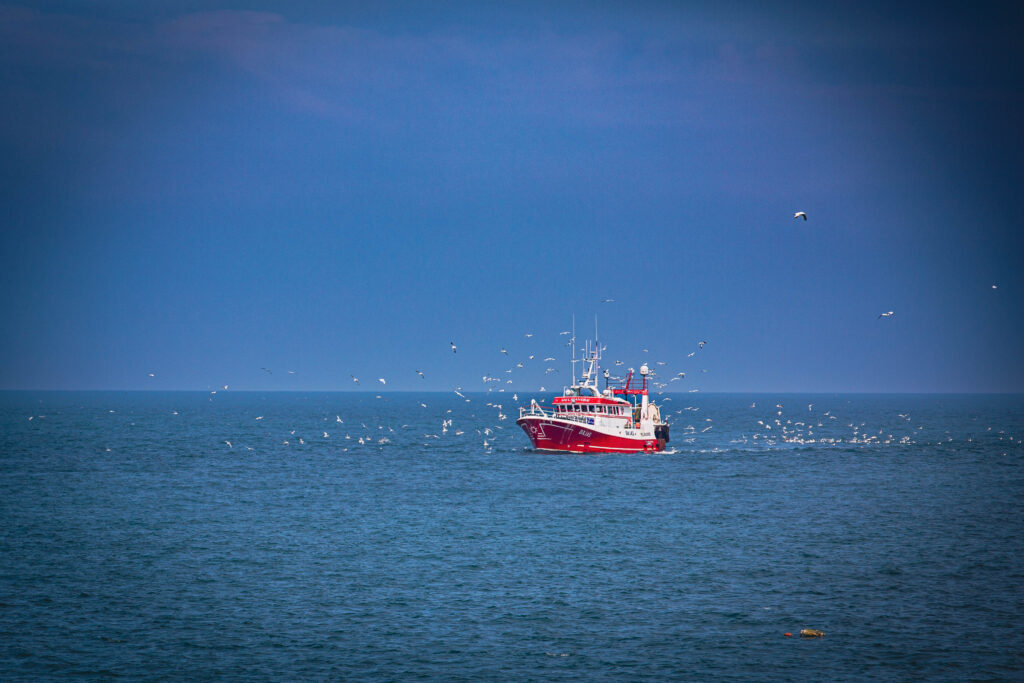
[2,391,1022,681]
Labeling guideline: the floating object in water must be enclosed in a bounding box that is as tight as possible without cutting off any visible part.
[800,629,825,638]
[784,632,792,637]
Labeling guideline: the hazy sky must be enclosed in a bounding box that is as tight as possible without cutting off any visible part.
[1,1,1021,392]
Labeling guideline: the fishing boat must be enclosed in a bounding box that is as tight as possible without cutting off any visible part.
[516,339,670,453]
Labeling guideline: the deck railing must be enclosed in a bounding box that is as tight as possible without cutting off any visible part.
[519,400,549,419]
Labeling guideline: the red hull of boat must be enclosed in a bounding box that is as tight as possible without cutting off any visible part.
[516,416,663,454]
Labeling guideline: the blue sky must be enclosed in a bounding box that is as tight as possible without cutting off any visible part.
[1,1,1021,392]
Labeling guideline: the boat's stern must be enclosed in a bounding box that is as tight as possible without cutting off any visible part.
[654,422,670,451]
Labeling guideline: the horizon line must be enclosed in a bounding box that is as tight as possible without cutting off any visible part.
[2,389,1022,396]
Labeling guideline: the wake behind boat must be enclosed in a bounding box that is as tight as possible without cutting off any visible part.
[517,339,669,453]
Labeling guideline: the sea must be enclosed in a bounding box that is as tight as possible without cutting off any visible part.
[1,391,1022,681]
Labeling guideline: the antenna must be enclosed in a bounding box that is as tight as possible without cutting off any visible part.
[571,314,576,385]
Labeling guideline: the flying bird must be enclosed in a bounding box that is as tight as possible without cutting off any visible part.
[500,348,508,355]
[450,341,457,353]
[378,378,386,385]
[351,375,360,385]
[601,298,615,303]
[698,341,707,349]
[416,370,424,378]
[878,311,894,319]
[794,211,807,221]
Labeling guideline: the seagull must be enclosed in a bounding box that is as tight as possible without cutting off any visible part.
[601,298,615,303]
[559,331,570,335]
[147,373,155,377]
[450,341,457,353]
[378,378,386,385]
[336,415,343,423]
[992,285,997,290]
[524,333,534,338]
[878,311,895,319]
[261,367,272,374]
[698,341,707,349]
[351,375,359,385]
[225,441,232,449]
[500,348,508,355]
[794,211,807,221]
[544,357,556,362]
[416,370,424,378]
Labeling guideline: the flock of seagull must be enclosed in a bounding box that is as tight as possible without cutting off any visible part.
[79,210,1005,454]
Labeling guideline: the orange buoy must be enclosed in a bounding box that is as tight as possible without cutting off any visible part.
[784,632,793,637]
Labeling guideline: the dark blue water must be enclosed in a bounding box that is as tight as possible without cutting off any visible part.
[2,392,1022,680]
